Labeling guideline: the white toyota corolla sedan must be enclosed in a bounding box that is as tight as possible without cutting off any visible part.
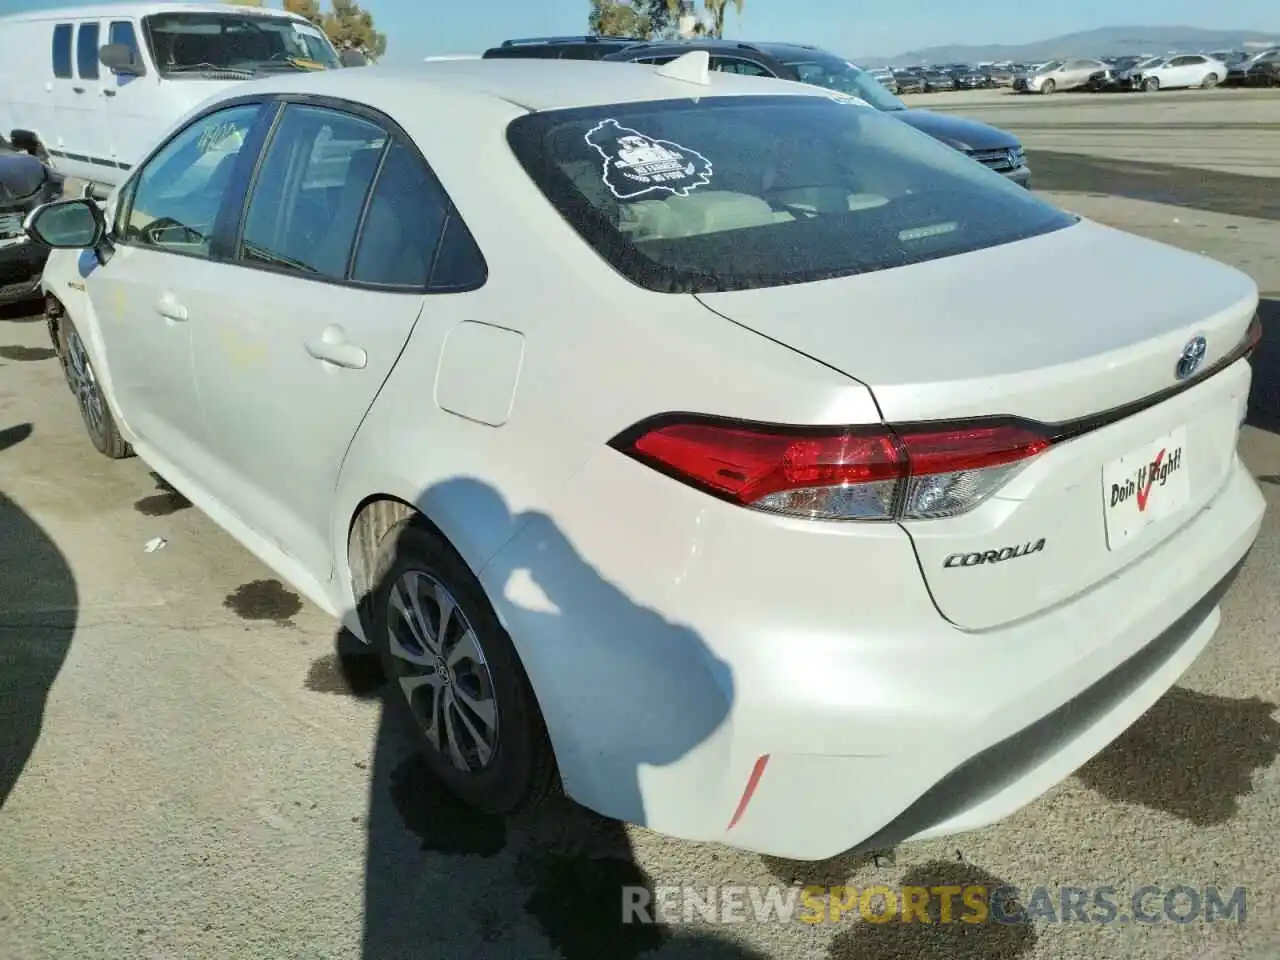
[27,53,1264,861]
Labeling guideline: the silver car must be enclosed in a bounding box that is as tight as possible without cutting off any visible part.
[1015,58,1109,94]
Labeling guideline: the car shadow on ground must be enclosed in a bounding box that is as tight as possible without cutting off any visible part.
[314,477,770,959]
[826,861,1036,960]
[0,425,78,812]
[0,299,45,324]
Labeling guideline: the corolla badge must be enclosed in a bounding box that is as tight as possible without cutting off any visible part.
[1176,336,1207,381]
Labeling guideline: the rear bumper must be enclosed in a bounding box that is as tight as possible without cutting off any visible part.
[483,436,1263,860]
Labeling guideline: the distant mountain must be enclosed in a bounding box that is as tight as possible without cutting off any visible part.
[858,25,1280,66]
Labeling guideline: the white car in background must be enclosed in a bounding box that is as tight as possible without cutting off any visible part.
[25,53,1264,861]
[1014,57,1111,94]
[1123,53,1229,91]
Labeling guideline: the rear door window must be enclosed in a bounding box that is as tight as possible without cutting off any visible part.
[238,104,388,280]
[76,22,101,79]
[52,23,73,78]
[507,95,1076,293]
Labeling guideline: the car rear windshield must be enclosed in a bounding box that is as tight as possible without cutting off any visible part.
[506,95,1076,293]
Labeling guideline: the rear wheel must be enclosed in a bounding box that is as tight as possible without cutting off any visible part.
[369,520,556,815]
[1040,79,1055,95]
[59,315,132,459]
[1201,73,1219,88]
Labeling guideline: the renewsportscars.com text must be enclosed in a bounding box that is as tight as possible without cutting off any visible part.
[623,884,1247,926]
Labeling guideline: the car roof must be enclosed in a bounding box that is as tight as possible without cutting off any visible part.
[222,57,827,113]
[0,2,309,22]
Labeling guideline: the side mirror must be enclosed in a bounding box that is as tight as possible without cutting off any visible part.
[24,199,106,249]
[340,49,368,68]
[100,43,146,76]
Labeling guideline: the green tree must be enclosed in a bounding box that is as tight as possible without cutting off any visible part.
[322,0,387,61]
[588,0,684,40]
[283,0,324,26]
[588,0,651,38]
[703,0,743,38]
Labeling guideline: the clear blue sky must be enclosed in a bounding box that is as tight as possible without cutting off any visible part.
[2,0,1278,62]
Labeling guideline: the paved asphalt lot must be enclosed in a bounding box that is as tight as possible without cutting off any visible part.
[2,88,1280,960]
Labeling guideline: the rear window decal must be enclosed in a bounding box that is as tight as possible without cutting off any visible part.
[585,119,712,199]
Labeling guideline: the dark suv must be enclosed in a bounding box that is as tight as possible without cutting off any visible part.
[0,140,61,306]
[482,35,646,60]
[483,38,1030,187]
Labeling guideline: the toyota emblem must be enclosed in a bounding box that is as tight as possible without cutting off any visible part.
[1176,336,1207,381]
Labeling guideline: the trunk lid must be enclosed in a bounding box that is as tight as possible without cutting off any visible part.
[696,218,1259,630]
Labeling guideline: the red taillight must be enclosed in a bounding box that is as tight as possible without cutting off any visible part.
[1245,312,1263,355]
[612,416,1051,521]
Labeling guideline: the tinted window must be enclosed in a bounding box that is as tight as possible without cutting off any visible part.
[507,96,1075,294]
[76,23,100,79]
[240,104,387,279]
[780,54,908,110]
[109,20,139,57]
[124,104,262,255]
[711,57,773,77]
[52,24,73,78]
[349,139,447,287]
[429,214,488,290]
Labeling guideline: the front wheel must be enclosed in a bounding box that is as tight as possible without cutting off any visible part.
[1040,79,1055,95]
[59,316,132,459]
[369,520,556,815]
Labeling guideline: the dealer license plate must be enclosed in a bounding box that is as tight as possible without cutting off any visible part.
[1102,428,1190,550]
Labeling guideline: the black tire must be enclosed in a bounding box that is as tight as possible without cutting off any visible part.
[1040,79,1055,95]
[1143,77,1159,92]
[57,315,132,459]
[1201,73,1219,89]
[369,519,556,815]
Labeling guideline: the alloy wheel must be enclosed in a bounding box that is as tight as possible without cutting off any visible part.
[65,328,106,441]
[385,570,500,773]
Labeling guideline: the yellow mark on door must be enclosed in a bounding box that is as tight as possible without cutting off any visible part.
[218,326,267,367]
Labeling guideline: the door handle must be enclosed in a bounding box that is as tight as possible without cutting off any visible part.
[155,293,188,322]
[305,326,367,369]
[103,89,116,97]
[72,86,85,94]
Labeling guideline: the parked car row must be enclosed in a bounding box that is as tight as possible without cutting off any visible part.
[1009,49,1279,94]
[873,63,1032,93]
[483,37,1031,186]
[866,48,1278,97]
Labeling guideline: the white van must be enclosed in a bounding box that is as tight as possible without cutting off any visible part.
[0,2,348,191]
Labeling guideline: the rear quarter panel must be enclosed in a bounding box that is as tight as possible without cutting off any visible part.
[330,90,882,605]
